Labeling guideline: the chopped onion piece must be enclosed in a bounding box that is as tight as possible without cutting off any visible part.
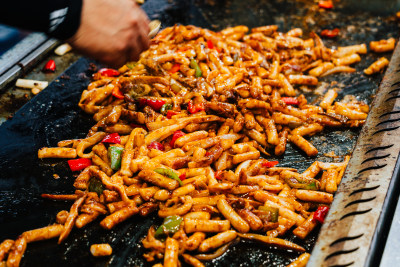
[54,43,72,56]
[16,79,48,90]
[148,20,161,38]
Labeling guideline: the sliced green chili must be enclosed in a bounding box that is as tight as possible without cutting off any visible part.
[154,215,183,239]
[284,176,319,190]
[160,103,173,115]
[153,168,183,186]
[88,177,104,196]
[170,78,185,93]
[108,146,124,170]
[190,58,202,77]
[258,206,279,223]
[126,61,138,69]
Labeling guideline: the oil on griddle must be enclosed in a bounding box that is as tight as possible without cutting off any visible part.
[0,0,399,266]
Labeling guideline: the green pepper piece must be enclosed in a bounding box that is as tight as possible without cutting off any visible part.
[154,215,183,239]
[88,177,104,196]
[153,168,183,186]
[284,176,319,190]
[305,181,318,190]
[190,58,202,77]
[108,146,124,170]
[170,78,185,93]
[126,61,138,69]
[258,206,279,223]
[160,103,173,115]
[233,53,239,62]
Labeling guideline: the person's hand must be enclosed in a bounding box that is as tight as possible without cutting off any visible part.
[67,0,150,68]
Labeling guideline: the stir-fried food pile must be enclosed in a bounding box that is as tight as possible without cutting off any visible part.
[2,23,393,267]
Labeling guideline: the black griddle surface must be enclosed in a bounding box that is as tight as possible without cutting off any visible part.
[0,0,399,266]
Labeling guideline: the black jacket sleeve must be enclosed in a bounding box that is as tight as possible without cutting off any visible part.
[0,0,83,40]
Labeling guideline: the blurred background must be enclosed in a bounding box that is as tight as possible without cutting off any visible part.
[0,24,28,56]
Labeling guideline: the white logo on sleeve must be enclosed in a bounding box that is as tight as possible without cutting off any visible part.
[49,7,68,32]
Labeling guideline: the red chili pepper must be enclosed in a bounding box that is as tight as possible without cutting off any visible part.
[321,28,340,38]
[318,0,333,9]
[313,206,330,223]
[281,97,300,105]
[170,130,185,147]
[101,133,121,144]
[207,40,215,49]
[98,68,120,77]
[139,98,148,107]
[187,100,205,114]
[68,158,92,172]
[166,110,180,119]
[141,99,166,111]
[262,160,279,168]
[179,173,186,181]
[169,63,181,74]
[112,87,124,99]
[42,59,56,73]
[215,170,223,180]
[148,141,165,151]
[130,123,147,130]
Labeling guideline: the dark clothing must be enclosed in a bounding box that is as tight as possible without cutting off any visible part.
[0,0,82,40]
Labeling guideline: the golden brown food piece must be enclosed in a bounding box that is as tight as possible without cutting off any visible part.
[158,196,193,217]
[90,243,113,257]
[164,237,179,267]
[309,62,334,77]
[198,230,237,253]
[41,194,79,201]
[287,253,310,267]
[182,253,205,267]
[138,169,180,190]
[76,132,107,158]
[288,74,318,86]
[320,89,338,110]
[192,195,225,206]
[185,232,206,251]
[236,209,264,231]
[292,213,318,239]
[289,135,318,157]
[6,236,26,267]
[22,224,64,243]
[291,124,323,137]
[171,184,195,197]
[302,161,321,178]
[238,233,305,252]
[295,190,333,204]
[333,44,367,57]
[174,131,208,147]
[38,147,77,159]
[370,38,396,53]
[100,202,138,230]
[0,240,14,262]
[183,212,211,220]
[333,54,361,66]
[184,218,230,233]
[334,102,368,120]
[364,57,390,75]
[217,199,250,233]
[324,168,339,193]
[320,66,356,77]
[58,194,87,243]
[275,127,289,156]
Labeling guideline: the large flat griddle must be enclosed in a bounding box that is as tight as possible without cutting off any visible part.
[0,0,399,266]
